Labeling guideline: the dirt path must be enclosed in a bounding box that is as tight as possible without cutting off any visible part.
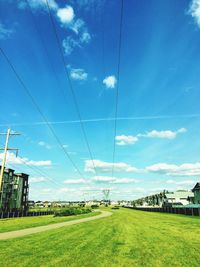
[0,210,112,240]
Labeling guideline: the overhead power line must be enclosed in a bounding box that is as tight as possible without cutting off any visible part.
[45,0,98,177]
[111,0,124,178]
[25,0,69,106]
[0,47,85,179]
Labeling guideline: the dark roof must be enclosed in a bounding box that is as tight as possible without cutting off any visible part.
[4,168,14,172]
[192,183,200,192]
[15,173,29,177]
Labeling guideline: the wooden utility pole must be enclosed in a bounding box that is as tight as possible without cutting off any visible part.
[0,129,20,191]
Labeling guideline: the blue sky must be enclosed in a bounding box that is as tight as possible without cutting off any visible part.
[1,0,200,201]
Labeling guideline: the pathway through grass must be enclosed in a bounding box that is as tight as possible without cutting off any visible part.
[0,211,100,233]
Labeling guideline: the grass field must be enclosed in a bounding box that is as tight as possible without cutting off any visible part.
[0,208,200,267]
[0,211,100,233]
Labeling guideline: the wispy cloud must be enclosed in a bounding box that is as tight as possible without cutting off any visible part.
[18,0,58,11]
[1,115,199,127]
[62,36,80,55]
[62,31,91,55]
[0,22,14,40]
[67,65,88,81]
[188,0,200,27]
[40,188,52,193]
[64,179,88,184]
[138,128,187,139]
[116,128,187,146]
[146,162,200,177]
[38,141,52,150]
[103,75,117,89]
[17,1,91,55]
[71,18,85,34]
[92,176,138,184]
[59,188,77,193]
[0,152,52,167]
[29,177,47,183]
[115,135,138,146]
[166,179,195,185]
[85,159,138,173]
[58,5,91,55]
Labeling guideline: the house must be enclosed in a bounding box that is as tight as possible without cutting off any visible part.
[28,200,35,208]
[163,190,194,206]
[132,190,194,207]
[43,201,52,208]
[35,201,44,208]
[192,183,200,204]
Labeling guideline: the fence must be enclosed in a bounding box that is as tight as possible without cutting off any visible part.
[0,210,55,219]
[124,206,200,216]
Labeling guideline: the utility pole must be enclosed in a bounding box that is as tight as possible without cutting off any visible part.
[0,128,20,191]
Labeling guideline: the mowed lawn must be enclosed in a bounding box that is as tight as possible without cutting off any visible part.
[0,208,200,267]
[0,212,100,233]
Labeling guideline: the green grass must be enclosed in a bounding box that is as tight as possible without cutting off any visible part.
[0,208,200,267]
[0,211,99,233]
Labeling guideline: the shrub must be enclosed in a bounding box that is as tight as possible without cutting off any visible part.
[54,207,92,217]
[91,205,99,209]
[112,206,120,210]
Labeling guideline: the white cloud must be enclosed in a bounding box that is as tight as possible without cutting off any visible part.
[80,31,91,43]
[166,179,195,185]
[0,152,52,167]
[17,1,91,56]
[92,176,115,182]
[62,32,91,55]
[139,128,187,139]
[57,5,74,25]
[92,176,138,184]
[29,177,47,183]
[103,75,117,89]
[112,178,138,184]
[38,141,52,150]
[188,0,200,27]
[146,162,200,176]
[59,188,77,193]
[0,23,14,40]
[115,135,138,146]
[18,0,58,10]
[85,159,138,173]
[62,36,80,55]
[64,179,88,184]
[70,68,88,81]
[71,18,85,34]
[115,128,187,146]
[41,188,52,193]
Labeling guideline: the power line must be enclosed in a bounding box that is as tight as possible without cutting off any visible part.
[45,0,98,177]
[0,140,61,189]
[0,47,85,179]
[25,0,69,106]
[0,117,63,189]
[111,0,124,178]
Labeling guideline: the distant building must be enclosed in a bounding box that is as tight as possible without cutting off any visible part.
[35,201,44,208]
[164,191,194,206]
[0,166,29,211]
[132,190,194,207]
[28,200,35,208]
[192,183,200,204]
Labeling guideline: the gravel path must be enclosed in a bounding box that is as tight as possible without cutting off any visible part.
[0,210,112,240]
